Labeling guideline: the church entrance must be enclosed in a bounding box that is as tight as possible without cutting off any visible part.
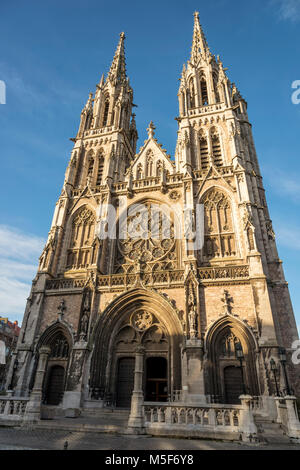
[116,357,135,408]
[145,357,168,402]
[44,365,65,405]
[224,366,244,404]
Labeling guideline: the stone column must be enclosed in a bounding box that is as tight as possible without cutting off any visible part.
[274,396,282,423]
[62,341,89,413]
[24,346,51,422]
[239,395,257,441]
[128,346,145,433]
[182,339,206,404]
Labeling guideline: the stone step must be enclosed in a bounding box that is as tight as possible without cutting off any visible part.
[254,419,292,444]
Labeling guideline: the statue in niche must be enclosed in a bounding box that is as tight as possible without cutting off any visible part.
[187,284,198,338]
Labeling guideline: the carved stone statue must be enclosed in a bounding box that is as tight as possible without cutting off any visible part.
[188,305,197,338]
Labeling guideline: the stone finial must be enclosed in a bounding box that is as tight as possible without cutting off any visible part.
[147,121,156,139]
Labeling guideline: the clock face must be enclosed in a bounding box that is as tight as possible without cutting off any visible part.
[117,202,175,263]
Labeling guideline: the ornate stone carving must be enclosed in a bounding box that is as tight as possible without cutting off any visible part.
[57,300,66,321]
[266,220,275,241]
[169,190,181,201]
[131,311,153,332]
[116,202,175,270]
[221,289,233,316]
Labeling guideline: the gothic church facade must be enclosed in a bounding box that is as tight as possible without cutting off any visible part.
[7,13,299,415]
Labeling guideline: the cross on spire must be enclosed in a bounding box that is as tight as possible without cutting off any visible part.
[147,121,156,139]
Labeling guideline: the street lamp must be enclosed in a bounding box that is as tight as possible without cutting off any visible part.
[279,348,291,396]
[270,358,279,396]
[235,342,246,395]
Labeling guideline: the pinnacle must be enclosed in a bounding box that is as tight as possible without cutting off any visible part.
[190,12,210,64]
[107,32,127,85]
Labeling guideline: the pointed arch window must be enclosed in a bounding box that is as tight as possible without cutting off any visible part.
[189,78,196,108]
[199,132,209,170]
[96,154,104,186]
[211,128,223,166]
[202,190,236,260]
[146,152,154,177]
[137,163,143,180]
[213,72,220,103]
[157,160,163,177]
[49,333,69,359]
[66,207,96,270]
[200,76,208,105]
[87,157,94,184]
[102,99,110,127]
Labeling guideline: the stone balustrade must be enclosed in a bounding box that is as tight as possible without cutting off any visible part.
[45,265,250,292]
[187,103,224,117]
[142,402,256,441]
[0,396,29,420]
[144,403,240,427]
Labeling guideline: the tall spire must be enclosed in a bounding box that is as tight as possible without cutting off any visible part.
[190,11,210,64]
[107,32,127,85]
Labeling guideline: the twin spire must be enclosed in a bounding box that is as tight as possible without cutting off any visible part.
[104,12,210,86]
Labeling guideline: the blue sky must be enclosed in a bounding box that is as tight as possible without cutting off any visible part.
[0,0,299,334]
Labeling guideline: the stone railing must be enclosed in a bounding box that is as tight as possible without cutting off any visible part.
[45,278,86,290]
[0,397,29,421]
[193,165,233,180]
[198,265,249,281]
[142,402,256,441]
[45,265,249,292]
[144,403,240,428]
[132,177,160,189]
[187,103,224,117]
[250,396,264,413]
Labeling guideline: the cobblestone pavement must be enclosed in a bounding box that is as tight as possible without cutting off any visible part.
[0,427,299,450]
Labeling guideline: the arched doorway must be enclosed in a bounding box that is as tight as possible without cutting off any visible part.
[89,288,183,406]
[145,357,168,402]
[45,365,65,405]
[37,327,71,406]
[116,357,135,408]
[205,317,259,404]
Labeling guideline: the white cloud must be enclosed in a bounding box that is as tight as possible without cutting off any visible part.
[275,225,300,250]
[263,166,300,204]
[0,225,45,325]
[0,226,44,262]
[272,0,300,22]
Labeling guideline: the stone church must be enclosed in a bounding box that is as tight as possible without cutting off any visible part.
[6,13,299,422]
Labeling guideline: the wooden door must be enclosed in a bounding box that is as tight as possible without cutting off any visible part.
[224,366,244,404]
[116,357,135,408]
[45,365,65,405]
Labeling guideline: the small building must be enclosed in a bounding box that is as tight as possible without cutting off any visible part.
[0,319,20,390]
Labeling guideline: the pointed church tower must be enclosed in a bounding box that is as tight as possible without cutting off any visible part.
[175,12,299,401]
[73,32,138,190]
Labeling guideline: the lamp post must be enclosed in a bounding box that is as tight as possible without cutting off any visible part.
[235,342,246,395]
[279,348,291,396]
[270,358,279,396]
